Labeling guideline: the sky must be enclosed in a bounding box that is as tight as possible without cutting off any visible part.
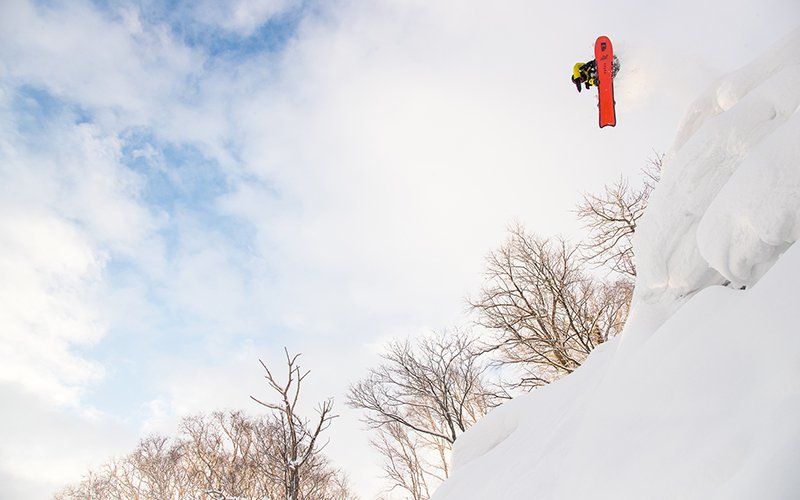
[0,0,797,498]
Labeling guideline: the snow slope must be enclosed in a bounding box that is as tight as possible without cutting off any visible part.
[434,28,800,500]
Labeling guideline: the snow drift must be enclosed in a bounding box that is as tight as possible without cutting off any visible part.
[434,28,800,500]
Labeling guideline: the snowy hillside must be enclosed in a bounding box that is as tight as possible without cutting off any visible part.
[434,28,800,500]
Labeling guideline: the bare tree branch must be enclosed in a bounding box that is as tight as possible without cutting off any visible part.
[251,349,340,500]
[575,153,663,277]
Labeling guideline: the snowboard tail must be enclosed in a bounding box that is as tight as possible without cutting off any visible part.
[594,35,616,128]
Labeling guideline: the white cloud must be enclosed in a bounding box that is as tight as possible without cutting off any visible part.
[0,0,204,135]
[192,0,299,35]
[0,209,105,405]
[0,384,136,500]
[0,93,162,404]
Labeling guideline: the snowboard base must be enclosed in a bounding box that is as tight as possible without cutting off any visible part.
[594,36,616,128]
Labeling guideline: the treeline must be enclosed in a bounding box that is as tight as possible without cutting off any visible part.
[58,158,661,500]
[56,410,354,500]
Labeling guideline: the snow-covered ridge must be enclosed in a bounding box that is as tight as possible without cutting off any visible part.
[636,27,800,303]
[434,28,800,500]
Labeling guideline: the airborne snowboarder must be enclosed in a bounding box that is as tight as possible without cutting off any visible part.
[572,36,620,127]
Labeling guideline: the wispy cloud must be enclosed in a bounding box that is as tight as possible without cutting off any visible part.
[0,1,200,126]
[190,0,301,36]
[0,89,157,405]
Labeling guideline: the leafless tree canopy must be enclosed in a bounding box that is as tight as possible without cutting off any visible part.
[469,226,631,388]
[55,410,356,500]
[347,330,496,499]
[576,152,663,277]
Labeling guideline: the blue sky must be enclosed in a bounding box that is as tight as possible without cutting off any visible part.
[1,0,798,497]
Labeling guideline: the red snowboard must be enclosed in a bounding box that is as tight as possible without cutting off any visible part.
[594,35,616,128]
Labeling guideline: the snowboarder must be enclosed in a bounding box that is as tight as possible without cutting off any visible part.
[571,60,597,92]
[571,57,619,92]
[574,36,621,128]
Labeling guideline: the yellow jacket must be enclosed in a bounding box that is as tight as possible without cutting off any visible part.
[573,62,596,87]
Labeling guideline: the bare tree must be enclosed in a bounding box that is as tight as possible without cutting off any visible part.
[180,411,267,499]
[469,225,629,389]
[251,348,338,500]
[126,435,191,498]
[576,152,663,277]
[371,423,434,500]
[348,329,495,498]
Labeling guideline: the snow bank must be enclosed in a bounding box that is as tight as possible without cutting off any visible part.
[636,28,800,302]
[434,28,800,500]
